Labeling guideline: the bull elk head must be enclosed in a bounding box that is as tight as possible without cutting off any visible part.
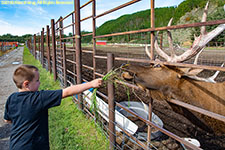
[122,2,225,133]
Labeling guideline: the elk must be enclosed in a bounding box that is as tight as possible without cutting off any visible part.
[122,2,225,133]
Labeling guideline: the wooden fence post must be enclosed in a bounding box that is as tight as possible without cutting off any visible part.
[51,19,57,81]
[107,53,115,150]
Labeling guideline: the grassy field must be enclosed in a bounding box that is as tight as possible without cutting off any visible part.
[23,46,109,150]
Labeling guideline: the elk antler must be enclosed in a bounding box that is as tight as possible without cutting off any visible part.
[186,63,224,83]
[206,63,224,83]
[152,1,225,63]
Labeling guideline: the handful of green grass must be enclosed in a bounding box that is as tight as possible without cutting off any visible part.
[90,67,131,121]
[90,69,117,120]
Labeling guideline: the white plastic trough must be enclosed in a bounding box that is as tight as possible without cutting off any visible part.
[82,90,163,140]
[116,101,163,140]
[82,90,138,135]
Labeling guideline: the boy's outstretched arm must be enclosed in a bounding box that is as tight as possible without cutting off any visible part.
[62,78,102,98]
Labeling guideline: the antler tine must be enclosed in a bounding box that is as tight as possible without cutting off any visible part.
[154,31,171,61]
[194,48,204,65]
[200,1,209,35]
[167,18,175,57]
[174,1,225,63]
[145,44,151,59]
[207,63,224,83]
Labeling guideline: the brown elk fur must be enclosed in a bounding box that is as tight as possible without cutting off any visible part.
[122,64,225,134]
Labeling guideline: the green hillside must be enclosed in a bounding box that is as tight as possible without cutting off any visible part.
[96,7,176,35]
[173,0,224,23]
[94,0,224,43]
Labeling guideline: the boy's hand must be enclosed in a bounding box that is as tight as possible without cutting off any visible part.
[4,119,12,124]
[91,78,103,88]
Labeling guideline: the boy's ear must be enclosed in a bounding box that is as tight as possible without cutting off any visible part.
[23,80,29,88]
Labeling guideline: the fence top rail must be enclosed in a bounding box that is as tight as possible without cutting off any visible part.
[55,17,61,24]
[81,15,93,22]
[168,99,225,123]
[95,0,141,19]
[94,55,225,72]
[80,0,93,9]
[94,19,225,38]
[62,23,74,30]
[82,32,93,37]
[61,36,75,40]
[60,11,75,22]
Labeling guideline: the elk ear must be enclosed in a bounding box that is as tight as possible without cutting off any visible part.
[177,74,182,79]
[178,68,203,76]
[186,68,204,76]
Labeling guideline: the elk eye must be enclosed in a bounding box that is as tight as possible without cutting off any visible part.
[153,64,161,68]
[122,72,134,80]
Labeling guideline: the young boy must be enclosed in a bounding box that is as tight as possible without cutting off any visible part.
[4,64,102,150]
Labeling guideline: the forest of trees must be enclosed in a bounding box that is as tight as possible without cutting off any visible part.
[0,0,223,44]
[0,34,32,43]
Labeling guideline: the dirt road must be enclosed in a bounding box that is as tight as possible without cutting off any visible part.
[0,47,24,150]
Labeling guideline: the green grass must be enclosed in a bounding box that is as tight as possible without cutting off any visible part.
[23,46,109,150]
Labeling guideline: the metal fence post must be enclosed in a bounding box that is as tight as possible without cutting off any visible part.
[147,1,155,148]
[41,28,45,68]
[46,25,51,73]
[59,16,64,74]
[72,12,76,83]
[51,19,57,81]
[62,43,67,87]
[147,98,153,149]
[34,34,36,59]
[74,0,83,110]
[38,34,41,61]
[160,33,163,49]
[31,37,33,55]
[150,0,155,60]
[107,53,115,150]
[92,0,96,79]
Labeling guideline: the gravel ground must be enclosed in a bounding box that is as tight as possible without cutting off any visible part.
[0,47,24,150]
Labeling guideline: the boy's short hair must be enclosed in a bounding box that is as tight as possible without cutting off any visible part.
[13,65,39,89]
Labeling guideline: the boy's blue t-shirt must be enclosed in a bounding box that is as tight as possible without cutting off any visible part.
[4,90,62,150]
